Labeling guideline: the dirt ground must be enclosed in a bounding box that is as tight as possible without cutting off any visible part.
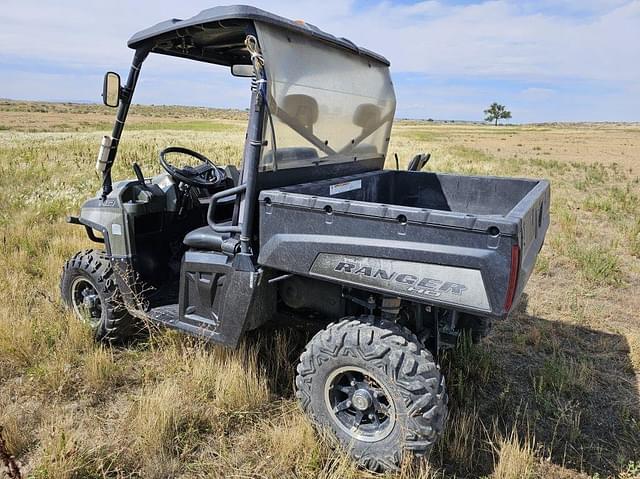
[397,122,640,174]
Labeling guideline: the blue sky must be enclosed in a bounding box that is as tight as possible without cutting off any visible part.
[1,0,638,122]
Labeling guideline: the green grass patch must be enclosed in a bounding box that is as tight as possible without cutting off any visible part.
[584,185,639,219]
[533,354,593,401]
[553,206,578,237]
[629,219,640,257]
[528,157,571,174]
[127,120,239,132]
[443,333,494,407]
[574,163,613,191]
[449,145,494,162]
[469,127,523,135]
[396,129,441,142]
[534,254,550,275]
[567,243,622,285]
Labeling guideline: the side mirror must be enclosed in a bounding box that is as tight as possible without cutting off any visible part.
[102,72,121,108]
[231,64,254,78]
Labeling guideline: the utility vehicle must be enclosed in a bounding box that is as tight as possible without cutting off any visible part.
[61,6,550,471]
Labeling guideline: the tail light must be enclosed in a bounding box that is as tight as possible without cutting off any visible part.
[504,244,520,312]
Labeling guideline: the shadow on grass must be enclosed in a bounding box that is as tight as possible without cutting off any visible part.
[440,293,640,477]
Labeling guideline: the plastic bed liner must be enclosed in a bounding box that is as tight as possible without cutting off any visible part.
[260,170,549,237]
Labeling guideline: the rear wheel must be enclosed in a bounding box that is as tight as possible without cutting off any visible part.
[296,316,447,471]
[60,249,138,342]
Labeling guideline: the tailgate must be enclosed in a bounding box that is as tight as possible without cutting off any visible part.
[508,180,551,304]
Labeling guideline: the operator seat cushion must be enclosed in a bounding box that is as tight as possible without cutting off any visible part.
[224,165,240,186]
[353,103,382,130]
[183,223,231,251]
[280,94,319,131]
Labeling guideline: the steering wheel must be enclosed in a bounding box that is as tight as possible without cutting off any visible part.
[159,146,226,188]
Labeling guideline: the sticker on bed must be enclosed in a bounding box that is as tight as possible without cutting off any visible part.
[329,179,362,196]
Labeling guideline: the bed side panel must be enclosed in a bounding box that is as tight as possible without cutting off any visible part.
[257,204,515,317]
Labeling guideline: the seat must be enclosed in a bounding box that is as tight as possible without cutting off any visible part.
[183,225,231,251]
[407,153,431,172]
[224,165,240,186]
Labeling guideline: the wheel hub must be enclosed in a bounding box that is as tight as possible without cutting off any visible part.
[83,293,99,309]
[351,389,372,411]
[70,277,103,326]
[325,366,396,442]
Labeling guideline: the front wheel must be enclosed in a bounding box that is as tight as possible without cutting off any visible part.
[60,249,138,342]
[295,316,447,471]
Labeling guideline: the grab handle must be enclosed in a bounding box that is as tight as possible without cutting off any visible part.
[207,184,246,233]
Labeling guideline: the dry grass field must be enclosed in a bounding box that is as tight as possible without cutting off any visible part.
[0,100,639,478]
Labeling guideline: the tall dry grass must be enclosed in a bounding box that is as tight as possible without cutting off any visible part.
[1,101,639,478]
[491,429,536,479]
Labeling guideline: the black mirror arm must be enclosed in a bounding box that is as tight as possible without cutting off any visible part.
[101,46,150,200]
[119,85,132,103]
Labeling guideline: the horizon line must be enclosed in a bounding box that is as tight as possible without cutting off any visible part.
[2,97,638,126]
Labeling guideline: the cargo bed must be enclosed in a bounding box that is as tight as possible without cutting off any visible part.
[258,170,550,318]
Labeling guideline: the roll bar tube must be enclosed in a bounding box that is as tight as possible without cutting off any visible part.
[203,33,266,262]
[101,47,150,200]
[236,35,267,257]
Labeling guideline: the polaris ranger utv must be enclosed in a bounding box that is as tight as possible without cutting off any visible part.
[60,5,550,471]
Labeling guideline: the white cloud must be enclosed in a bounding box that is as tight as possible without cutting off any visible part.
[327,0,640,83]
[1,0,638,121]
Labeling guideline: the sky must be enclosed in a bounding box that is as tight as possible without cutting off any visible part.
[1,0,638,122]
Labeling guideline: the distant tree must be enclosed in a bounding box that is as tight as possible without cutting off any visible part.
[484,102,512,126]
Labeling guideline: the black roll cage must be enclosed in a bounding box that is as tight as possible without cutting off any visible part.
[101,23,267,265]
[100,17,389,266]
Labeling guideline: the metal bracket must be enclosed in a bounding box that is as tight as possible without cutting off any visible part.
[342,291,376,315]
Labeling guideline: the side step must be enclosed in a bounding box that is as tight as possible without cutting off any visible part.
[147,304,179,326]
[147,303,221,339]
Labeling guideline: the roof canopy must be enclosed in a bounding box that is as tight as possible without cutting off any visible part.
[127,5,390,67]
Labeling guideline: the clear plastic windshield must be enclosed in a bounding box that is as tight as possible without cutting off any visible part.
[255,22,396,171]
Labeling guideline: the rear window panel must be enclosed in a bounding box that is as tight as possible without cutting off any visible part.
[256,22,396,171]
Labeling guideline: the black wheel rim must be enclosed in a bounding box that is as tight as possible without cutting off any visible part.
[325,366,396,442]
[70,277,102,327]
